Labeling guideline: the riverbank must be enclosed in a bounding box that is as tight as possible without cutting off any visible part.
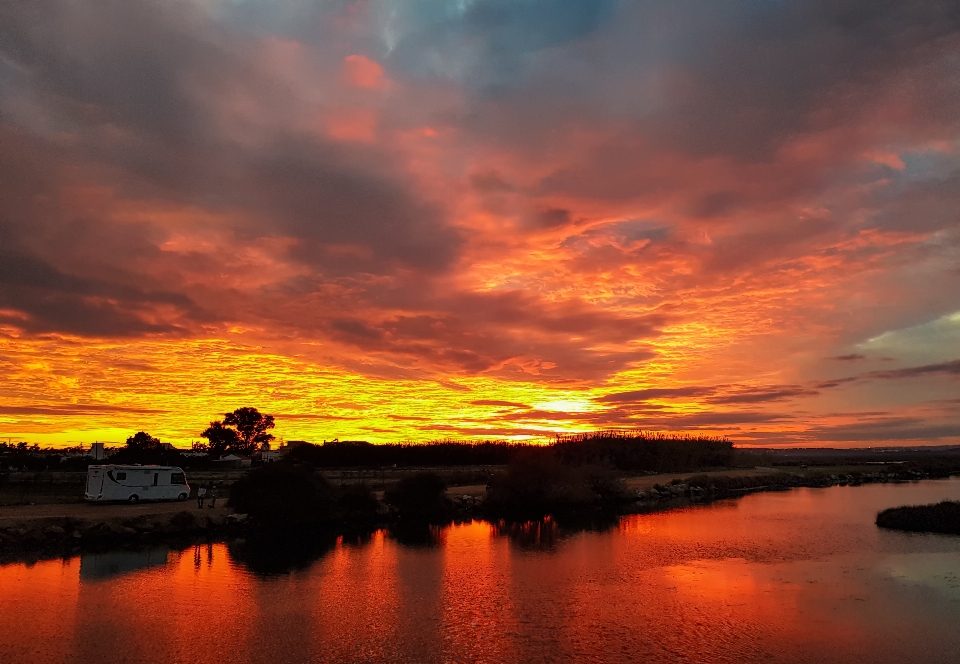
[2,462,954,563]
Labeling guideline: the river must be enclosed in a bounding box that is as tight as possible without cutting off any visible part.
[2,479,959,663]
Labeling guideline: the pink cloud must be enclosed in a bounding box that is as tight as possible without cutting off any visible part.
[342,54,386,89]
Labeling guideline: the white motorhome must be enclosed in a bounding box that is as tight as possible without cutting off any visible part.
[84,465,191,503]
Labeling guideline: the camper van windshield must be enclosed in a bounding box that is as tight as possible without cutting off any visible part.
[171,473,186,485]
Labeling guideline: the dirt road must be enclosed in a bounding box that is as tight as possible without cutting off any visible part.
[0,500,231,525]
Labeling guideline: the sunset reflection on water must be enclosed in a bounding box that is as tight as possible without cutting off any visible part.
[3,480,960,664]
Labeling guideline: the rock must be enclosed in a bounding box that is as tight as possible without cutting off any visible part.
[44,525,66,538]
[226,513,248,524]
[71,530,82,539]
[120,526,137,536]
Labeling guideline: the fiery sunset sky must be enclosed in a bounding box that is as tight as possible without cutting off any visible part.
[2,0,959,448]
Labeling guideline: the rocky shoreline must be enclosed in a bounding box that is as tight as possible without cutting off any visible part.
[1,467,952,564]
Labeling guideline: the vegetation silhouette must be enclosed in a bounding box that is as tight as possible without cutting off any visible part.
[228,463,336,529]
[287,439,520,467]
[387,522,446,548]
[337,483,381,521]
[285,431,732,472]
[383,472,451,521]
[202,407,275,456]
[484,451,632,519]
[110,431,184,466]
[492,513,621,551]
[199,421,240,456]
[552,431,733,472]
[227,530,340,576]
[876,501,960,535]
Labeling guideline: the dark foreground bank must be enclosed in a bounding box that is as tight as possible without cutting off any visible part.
[4,455,960,563]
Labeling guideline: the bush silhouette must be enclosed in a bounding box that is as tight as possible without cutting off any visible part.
[337,483,380,520]
[228,463,335,528]
[383,472,449,518]
[876,501,960,535]
[485,452,630,518]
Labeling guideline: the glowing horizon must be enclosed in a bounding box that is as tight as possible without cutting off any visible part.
[2,1,959,448]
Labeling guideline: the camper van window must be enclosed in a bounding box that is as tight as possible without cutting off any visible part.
[171,473,186,485]
[116,472,127,480]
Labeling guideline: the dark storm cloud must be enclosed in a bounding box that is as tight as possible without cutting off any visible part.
[621,410,791,428]
[639,0,960,160]
[598,387,713,404]
[2,0,240,141]
[0,0,461,294]
[815,377,859,389]
[0,127,208,336]
[867,359,960,379]
[0,248,197,336]
[597,384,818,405]
[818,359,960,388]
[440,0,960,224]
[706,386,820,405]
[318,290,664,375]
[807,418,960,442]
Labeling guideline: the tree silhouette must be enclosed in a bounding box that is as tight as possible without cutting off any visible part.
[200,421,240,456]
[224,407,275,454]
[201,407,275,456]
[125,431,162,451]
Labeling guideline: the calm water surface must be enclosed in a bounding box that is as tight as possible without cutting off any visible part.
[3,480,960,663]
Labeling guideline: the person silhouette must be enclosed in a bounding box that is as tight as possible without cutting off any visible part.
[208,483,219,509]
[197,483,207,509]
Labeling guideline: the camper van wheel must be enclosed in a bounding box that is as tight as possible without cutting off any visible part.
[178,493,188,501]
[128,494,140,504]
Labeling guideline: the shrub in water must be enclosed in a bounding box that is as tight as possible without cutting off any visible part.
[228,463,335,529]
[876,501,960,535]
[485,453,629,517]
[383,472,449,519]
[337,483,380,521]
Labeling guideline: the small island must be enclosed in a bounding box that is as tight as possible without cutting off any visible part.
[876,501,960,535]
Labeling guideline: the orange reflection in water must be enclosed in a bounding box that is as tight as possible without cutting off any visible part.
[66,544,256,664]
[0,557,80,663]
[2,481,960,664]
[307,530,406,661]
[438,520,518,662]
